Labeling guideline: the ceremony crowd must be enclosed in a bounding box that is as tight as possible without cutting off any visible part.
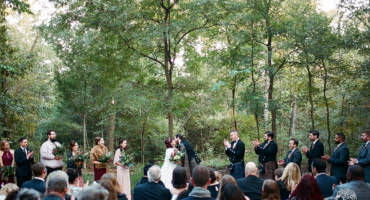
[0,129,368,200]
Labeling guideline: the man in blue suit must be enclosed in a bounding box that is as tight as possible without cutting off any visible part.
[322,133,349,183]
[22,162,47,194]
[350,130,370,183]
[312,159,338,198]
[302,130,324,172]
[278,138,302,167]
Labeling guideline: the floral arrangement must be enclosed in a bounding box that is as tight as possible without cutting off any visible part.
[119,150,134,167]
[169,149,184,165]
[53,145,65,157]
[0,166,14,182]
[98,152,112,163]
[72,152,90,167]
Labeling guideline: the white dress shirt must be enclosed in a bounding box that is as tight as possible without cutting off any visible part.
[40,139,63,168]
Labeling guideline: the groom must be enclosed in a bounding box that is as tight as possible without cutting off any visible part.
[175,134,200,178]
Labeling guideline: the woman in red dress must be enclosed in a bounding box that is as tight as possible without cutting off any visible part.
[0,139,15,184]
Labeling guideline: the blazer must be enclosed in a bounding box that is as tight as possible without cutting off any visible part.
[328,143,349,182]
[306,139,324,171]
[236,175,264,200]
[331,180,370,200]
[225,140,245,164]
[357,142,370,182]
[181,139,196,162]
[0,150,15,167]
[21,178,46,194]
[133,181,171,200]
[315,173,338,198]
[14,147,34,177]
[255,141,277,164]
[283,148,302,167]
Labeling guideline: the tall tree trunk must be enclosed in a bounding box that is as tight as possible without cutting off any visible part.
[322,60,332,154]
[83,113,87,153]
[108,106,116,151]
[289,95,296,137]
[1,71,9,138]
[263,70,269,128]
[306,65,315,130]
[340,95,345,131]
[232,77,238,131]
[141,117,147,164]
[266,27,277,137]
[250,19,260,138]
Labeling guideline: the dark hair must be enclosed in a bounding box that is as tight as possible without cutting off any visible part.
[172,166,187,189]
[32,163,45,177]
[310,130,320,138]
[336,132,346,141]
[362,130,370,137]
[209,168,216,183]
[290,138,298,146]
[99,179,118,200]
[5,190,19,200]
[66,168,79,184]
[192,165,210,187]
[312,159,326,173]
[262,179,280,200]
[118,138,127,152]
[290,175,323,200]
[18,137,27,143]
[175,134,183,140]
[347,165,364,181]
[143,161,154,176]
[219,183,245,200]
[0,139,9,151]
[47,130,56,136]
[95,137,102,145]
[264,131,274,139]
[164,138,172,148]
[69,140,77,151]
[274,168,283,179]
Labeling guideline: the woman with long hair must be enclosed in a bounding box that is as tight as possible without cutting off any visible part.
[0,140,15,184]
[101,173,128,200]
[170,166,188,200]
[113,139,131,200]
[217,175,249,200]
[90,137,109,181]
[261,179,280,200]
[160,138,178,190]
[277,163,301,200]
[66,140,83,187]
[289,175,323,200]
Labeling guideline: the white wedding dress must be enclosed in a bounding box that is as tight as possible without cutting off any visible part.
[160,147,178,190]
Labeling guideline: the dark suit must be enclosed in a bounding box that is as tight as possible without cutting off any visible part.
[357,141,370,183]
[21,178,46,194]
[255,141,277,179]
[328,143,349,183]
[133,181,171,200]
[315,173,339,198]
[43,194,63,200]
[306,139,324,172]
[226,140,245,179]
[14,147,34,187]
[283,148,302,167]
[236,175,264,200]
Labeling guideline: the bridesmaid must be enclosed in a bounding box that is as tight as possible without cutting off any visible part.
[0,139,15,184]
[67,140,83,187]
[114,139,131,200]
[90,137,109,181]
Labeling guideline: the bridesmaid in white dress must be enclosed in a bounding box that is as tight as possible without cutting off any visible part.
[114,139,131,200]
[160,138,178,190]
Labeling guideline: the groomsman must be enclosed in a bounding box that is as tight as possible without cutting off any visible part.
[350,130,370,183]
[15,137,34,187]
[253,131,277,179]
[322,133,349,183]
[224,130,245,179]
[302,130,324,172]
[278,138,302,167]
[40,130,63,175]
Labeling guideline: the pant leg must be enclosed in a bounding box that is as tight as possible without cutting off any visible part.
[17,175,31,187]
[231,162,245,179]
[262,161,277,179]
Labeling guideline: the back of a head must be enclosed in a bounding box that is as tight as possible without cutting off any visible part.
[219,175,237,190]
[281,162,301,191]
[312,159,326,173]
[78,184,109,200]
[0,183,19,196]
[148,165,161,182]
[274,168,283,180]
[209,168,216,184]
[219,183,245,200]
[46,170,69,189]
[31,163,45,178]
[245,162,258,176]
[347,165,364,181]
[143,161,154,176]
[192,165,210,187]
[262,179,280,200]
[101,173,120,192]
[99,179,118,200]
[46,176,67,194]
[172,166,188,189]
[66,168,78,184]
[290,175,323,200]
[16,189,41,200]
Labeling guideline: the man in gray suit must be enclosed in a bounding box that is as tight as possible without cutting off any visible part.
[331,165,370,200]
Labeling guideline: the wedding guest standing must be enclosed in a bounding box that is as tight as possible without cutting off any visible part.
[114,139,131,200]
[224,130,245,179]
[0,139,15,184]
[15,137,34,187]
[349,130,370,183]
[322,132,349,183]
[253,131,277,179]
[67,140,83,187]
[40,130,63,175]
[278,138,302,167]
[90,137,109,181]
[302,130,324,172]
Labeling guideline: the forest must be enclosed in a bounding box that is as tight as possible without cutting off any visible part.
[0,0,368,170]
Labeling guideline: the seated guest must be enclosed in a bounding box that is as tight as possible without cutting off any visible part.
[278,138,302,167]
[261,180,279,200]
[0,183,18,200]
[100,179,128,200]
[312,159,338,198]
[21,163,47,195]
[66,168,82,198]
[289,175,323,200]
[15,188,41,200]
[101,173,128,200]
[78,184,109,200]
[133,165,171,200]
[171,166,188,200]
[183,165,213,200]
[218,175,249,200]
[277,163,301,200]
[274,168,283,181]
[207,169,219,199]
[236,162,263,200]
[45,171,71,200]
[331,165,370,200]
[43,176,68,200]
[136,161,153,186]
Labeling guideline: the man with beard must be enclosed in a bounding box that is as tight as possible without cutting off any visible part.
[349,130,370,183]
[175,134,200,178]
[302,130,324,172]
[40,130,63,175]
[278,138,302,167]
[322,132,349,183]
[253,131,277,179]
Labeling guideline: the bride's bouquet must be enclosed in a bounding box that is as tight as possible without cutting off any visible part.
[119,151,134,168]
[169,149,184,165]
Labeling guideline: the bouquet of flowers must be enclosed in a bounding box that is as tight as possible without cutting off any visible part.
[53,145,65,157]
[0,166,15,182]
[119,151,134,168]
[169,149,185,165]
[72,152,90,167]
[98,152,112,163]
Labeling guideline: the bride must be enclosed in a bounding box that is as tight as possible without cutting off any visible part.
[160,138,178,189]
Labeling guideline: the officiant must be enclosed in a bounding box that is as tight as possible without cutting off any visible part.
[224,130,245,179]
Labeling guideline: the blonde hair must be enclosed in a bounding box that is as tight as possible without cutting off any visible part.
[0,183,18,195]
[280,162,301,191]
